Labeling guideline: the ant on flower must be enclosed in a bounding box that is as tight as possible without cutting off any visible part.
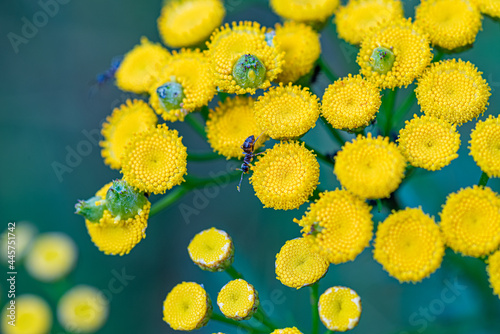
[237,132,265,192]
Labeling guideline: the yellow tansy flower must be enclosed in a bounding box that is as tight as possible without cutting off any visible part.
[415,0,482,51]
[254,83,320,140]
[487,249,500,297]
[440,186,500,257]
[295,190,373,264]
[1,295,52,334]
[335,0,404,45]
[271,328,303,334]
[115,37,169,94]
[149,49,215,122]
[275,238,329,289]
[469,115,500,177]
[250,141,320,210]
[397,114,461,171]
[57,285,108,333]
[374,208,444,282]
[274,22,321,83]
[357,18,432,89]
[121,124,187,194]
[25,232,77,282]
[217,279,259,320]
[205,21,284,94]
[318,286,362,331]
[206,96,268,159]
[163,282,212,331]
[416,59,491,125]
[157,0,225,48]
[188,227,234,272]
[100,99,157,170]
[472,0,500,18]
[321,74,381,130]
[334,133,406,199]
[270,0,339,23]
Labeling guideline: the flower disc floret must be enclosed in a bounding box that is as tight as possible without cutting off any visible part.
[271,328,303,334]
[472,0,500,18]
[318,286,362,331]
[270,0,339,23]
[1,295,52,334]
[217,279,259,320]
[250,141,320,210]
[440,186,500,257]
[469,115,500,177]
[188,227,234,272]
[487,250,500,297]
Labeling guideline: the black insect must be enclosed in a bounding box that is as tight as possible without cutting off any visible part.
[237,133,265,192]
[89,55,123,96]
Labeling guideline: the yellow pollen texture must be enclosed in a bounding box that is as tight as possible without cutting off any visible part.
[469,115,500,177]
[217,279,258,320]
[318,286,362,332]
[188,227,233,271]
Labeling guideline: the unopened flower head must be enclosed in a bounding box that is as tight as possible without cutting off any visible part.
[357,18,432,89]
[397,114,461,171]
[163,282,212,331]
[188,227,234,272]
[321,74,381,130]
[415,0,482,50]
[487,249,500,297]
[25,233,77,282]
[217,279,259,320]
[374,208,444,282]
[270,0,339,23]
[472,0,500,18]
[115,37,169,94]
[318,286,362,332]
[254,83,320,139]
[1,295,52,334]
[206,21,284,94]
[295,190,373,264]
[274,22,321,83]
[250,141,320,210]
[440,186,500,257]
[335,0,404,45]
[469,115,500,177]
[416,59,491,125]
[334,133,406,199]
[57,285,108,333]
[206,96,268,159]
[100,99,157,170]
[157,0,225,48]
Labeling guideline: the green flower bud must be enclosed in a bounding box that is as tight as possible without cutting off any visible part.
[75,196,105,223]
[105,180,148,220]
[156,82,185,110]
[232,54,266,89]
[369,46,395,75]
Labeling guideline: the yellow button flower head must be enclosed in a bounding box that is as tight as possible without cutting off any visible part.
[188,227,234,272]
[275,237,329,289]
[318,286,362,331]
[206,21,284,94]
[25,232,77,282]
[295,190,373,264]
[397,114,461,171]
[217,279,259,320]
[274,22,321,83]
[415,0,482,51]
[115,37,169,94]
[206,96,268,159]
[334,133,406,199]
[271,328,303,334]
[416,59,491,125]
[254,83,320,140]
[157,0,225,48]
[149,49,216,122]
[469,115,500,177]
[335,0,404,45]
[100,99,157,170]
[440,186,500,257]
[1,295,52,334]
[472,0,500,17]
[270,0,339,23]
[250,141,320,210]
[487,249,500,297]
[357,18,432,89]
[121,124,187,194]
[321,74,381,130]
[163,282,212,331]
[374,208,445,282]
[57,285,108,333]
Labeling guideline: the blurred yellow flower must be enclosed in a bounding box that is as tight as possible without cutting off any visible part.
[250,141,320,210]
[270,0,339,23]
[1,295,52,334]
[188,227,234,272]
[275,238,329,289]
[271,328,303,334]
[469,115,500,177]
[157,0,225,48]
[397,114,461,171]
[217,279,259,320]
[295,190,373,264]
[487,249,500,297]
[472,0,500,18]
[440,186,500,257]
[254,83,320,139]
[374,208,444,282]
[318,286,362,331]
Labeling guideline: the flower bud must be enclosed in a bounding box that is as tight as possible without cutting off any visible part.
[369,46,395,74]
[75,196,105,223]
[105,180,148,220]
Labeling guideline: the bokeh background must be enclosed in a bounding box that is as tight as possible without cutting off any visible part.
[1,0,500,333]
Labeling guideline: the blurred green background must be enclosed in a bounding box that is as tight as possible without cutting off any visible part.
[1,0,499,333]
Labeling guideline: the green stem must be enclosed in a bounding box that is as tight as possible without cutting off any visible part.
[383,89,398,136]
[186,151,222,161]
[392,90,416,128]
[376,199,383,213]
[310,282,320,334]
[298,140,334,166]
[320,116,345,147]
[200,106,209,121]
[433,49,445,62]
[254,306,278,331]
[323,331,334,334]
[211,312,258,332]
[185,113,207,138]
[226,265,244,279]
[318,56,338,83]
[149,186,189,217]
[478,172,490,187]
